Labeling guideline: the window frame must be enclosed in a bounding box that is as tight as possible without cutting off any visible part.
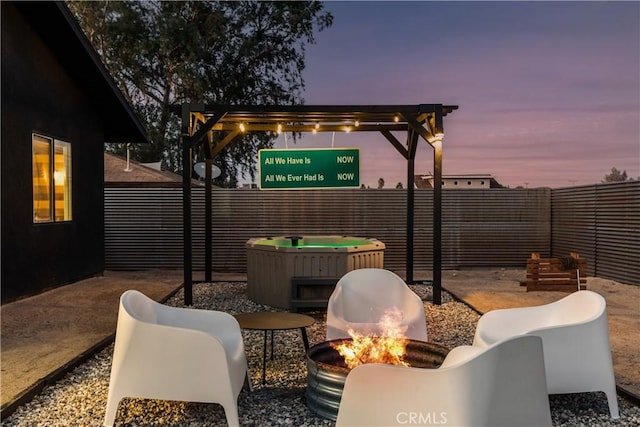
[32,132,73,224]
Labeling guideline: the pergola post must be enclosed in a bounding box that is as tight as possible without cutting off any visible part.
[432,137,443,305]
[428,107,445,306]
[204,157,213,283]
[405,129,418,284]
[181,104,193,305]
[204,132,213,283]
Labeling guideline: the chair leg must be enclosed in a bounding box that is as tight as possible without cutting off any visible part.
[606,389,620,419]
[244,372,254,393]
[103,394,121,427]
[222,403,240,427]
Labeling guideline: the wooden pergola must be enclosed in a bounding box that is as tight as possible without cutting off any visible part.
[177,103,458,305]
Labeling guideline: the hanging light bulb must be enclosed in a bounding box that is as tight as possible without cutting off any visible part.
[354,120,360,127]
[276,123,282,135]
[239,123,246,132]
[344,126,351,133]
[394,115,399,123]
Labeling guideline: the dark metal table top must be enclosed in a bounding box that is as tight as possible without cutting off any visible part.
[234,312,315,331]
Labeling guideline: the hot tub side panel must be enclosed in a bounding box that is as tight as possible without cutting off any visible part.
[346,250,384,270]
[247,239,385,309]
[247,248,291,308]
[248,249,351,309]
[292,252,345,279]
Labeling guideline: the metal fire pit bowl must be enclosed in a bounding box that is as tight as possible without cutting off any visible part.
[306,338,450,421]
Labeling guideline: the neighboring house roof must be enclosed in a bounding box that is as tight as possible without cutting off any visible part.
[13,1,148,144]
[414,174,499,189]
[105,153,183,187]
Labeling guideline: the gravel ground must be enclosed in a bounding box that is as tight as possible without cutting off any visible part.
[2,282,639,426]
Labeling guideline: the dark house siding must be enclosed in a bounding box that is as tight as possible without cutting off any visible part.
[1,2,147,303]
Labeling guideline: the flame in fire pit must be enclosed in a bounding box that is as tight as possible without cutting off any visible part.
[330,307,410,369]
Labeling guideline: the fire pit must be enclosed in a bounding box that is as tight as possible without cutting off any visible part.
[306,339,449,421]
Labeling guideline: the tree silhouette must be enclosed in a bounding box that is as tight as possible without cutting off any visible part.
[69,1,332,187]
[602,167,629,183]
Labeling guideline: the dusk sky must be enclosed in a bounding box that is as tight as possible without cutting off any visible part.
[272,1,640,189]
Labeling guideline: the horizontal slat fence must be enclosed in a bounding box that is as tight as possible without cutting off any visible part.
[105,181,638,285]
[552,181,639,285]
[105,188,550,273]
[442,189,550,267]
[105,188,185,269]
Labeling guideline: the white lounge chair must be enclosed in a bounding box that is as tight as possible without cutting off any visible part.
[326,268,428,342]
[473,290,619,418]
[336,335,552,426]
[104,290,249,427]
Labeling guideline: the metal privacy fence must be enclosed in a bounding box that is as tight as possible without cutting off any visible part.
[104,181,639,285]
[551,181,639,284]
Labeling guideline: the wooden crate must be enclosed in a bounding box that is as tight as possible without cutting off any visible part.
[525,252,587,292]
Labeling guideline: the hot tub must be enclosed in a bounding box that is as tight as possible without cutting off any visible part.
[246,236,385,308]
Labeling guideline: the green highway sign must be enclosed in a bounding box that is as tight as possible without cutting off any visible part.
[258,148,360,189]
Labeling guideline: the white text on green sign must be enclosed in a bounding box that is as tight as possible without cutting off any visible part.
[258,148,360,189]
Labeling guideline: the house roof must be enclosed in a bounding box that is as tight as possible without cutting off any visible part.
[105,153,181,187]
[414,174,499,189]
[12,1,148,144]
[418,174,494,180]
[105,153,203,187]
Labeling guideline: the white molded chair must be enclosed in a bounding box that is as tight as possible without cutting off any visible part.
[326,268,428,341]
[336,335,552,427]
[104,290,249,427]
[473,290,619,418]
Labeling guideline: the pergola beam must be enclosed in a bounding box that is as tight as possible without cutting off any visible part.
[380,130,409,159]
[210,129,242,158]
[189,110,227,149]
[209,123,408,133]
[401,112,436,144]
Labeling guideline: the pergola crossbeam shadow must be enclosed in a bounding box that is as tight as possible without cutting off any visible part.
[173,104,458,306]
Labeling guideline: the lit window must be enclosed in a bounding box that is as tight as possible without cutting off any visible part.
[32,134,72,223]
